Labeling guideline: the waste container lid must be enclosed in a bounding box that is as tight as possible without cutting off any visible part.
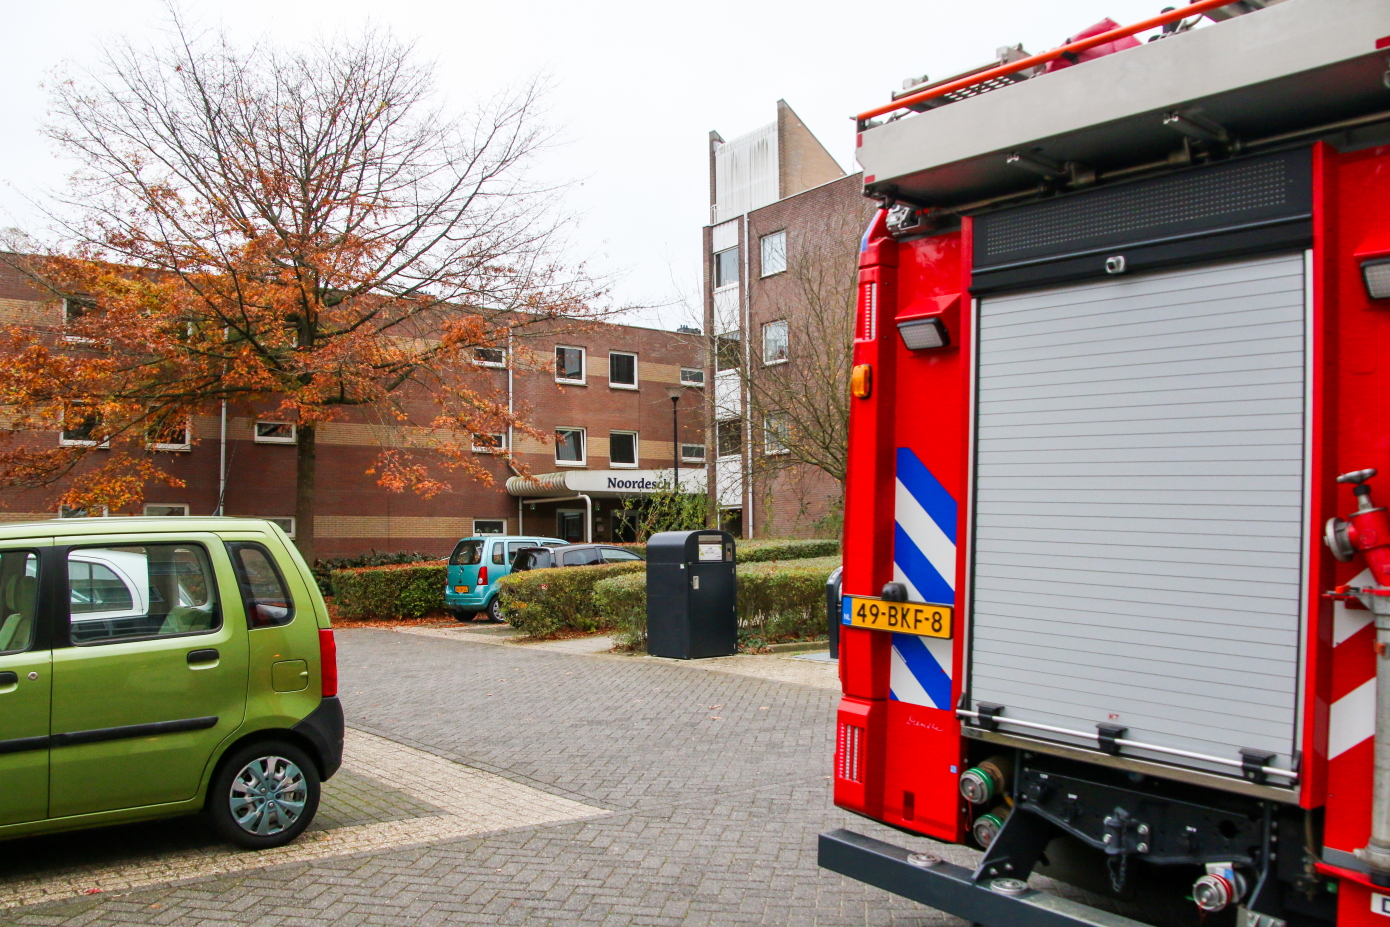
[646,530,736,564]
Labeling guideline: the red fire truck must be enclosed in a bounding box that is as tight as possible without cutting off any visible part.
[819,3,1390,925]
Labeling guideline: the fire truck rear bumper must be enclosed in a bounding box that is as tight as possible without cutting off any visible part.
[818,829,1148,927]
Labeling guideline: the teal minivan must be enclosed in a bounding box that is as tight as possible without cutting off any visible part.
[445,535,564,622]
[0,517,342,850]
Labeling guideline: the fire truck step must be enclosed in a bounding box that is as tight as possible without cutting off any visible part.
[817,828,1148,927]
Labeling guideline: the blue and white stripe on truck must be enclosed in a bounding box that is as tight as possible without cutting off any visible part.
[890,447,955,711]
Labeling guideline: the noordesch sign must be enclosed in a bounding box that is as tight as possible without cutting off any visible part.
[508,469,708,499]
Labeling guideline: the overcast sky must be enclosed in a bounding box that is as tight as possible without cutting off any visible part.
[1,0,1169,330]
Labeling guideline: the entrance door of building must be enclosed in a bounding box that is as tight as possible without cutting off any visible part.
[612,510,641,544]
[557,510,585,543]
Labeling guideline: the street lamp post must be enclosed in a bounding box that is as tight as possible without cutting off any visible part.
[665,386,683,492]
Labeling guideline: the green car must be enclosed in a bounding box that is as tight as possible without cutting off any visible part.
[0,517,343,849]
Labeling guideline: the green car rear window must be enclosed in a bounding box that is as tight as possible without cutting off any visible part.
[450,540,484,565]
[226,542,295,629]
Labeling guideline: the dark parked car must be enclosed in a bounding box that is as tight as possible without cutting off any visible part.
[510,544,645,572]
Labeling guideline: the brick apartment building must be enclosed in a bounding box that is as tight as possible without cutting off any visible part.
[0,260,707,558]
[702,101,874,538]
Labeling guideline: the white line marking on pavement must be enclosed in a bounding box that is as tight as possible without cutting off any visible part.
[652,653,841,690]
[385,625,841,690]
[389,625,617,654]
[0,730,606,910]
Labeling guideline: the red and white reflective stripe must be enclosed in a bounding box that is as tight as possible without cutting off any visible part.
[1330,568,1376,759]
[858,282,878,342]
[838,722,865,782]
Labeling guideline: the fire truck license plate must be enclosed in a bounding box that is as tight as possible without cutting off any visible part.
[843,596,952,638]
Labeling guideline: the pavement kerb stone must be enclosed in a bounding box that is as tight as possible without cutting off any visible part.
[756,641,829,655]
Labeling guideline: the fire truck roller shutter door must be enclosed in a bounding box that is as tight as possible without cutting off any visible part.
[968,252,1306,781]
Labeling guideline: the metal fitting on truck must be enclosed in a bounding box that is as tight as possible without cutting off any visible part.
[1192,863,1246,913]
[959,755,1013,806]
[971,806,1010,848]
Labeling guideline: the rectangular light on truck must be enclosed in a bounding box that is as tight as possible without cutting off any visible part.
[1363,257,1390,300]
[898,317,949,350]
[843,595,952,638]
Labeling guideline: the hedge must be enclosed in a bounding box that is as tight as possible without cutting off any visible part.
[599,555,841,650]
[325,538,841,628]
[591,571,646,645]
[314,550,438,596]
[330,562,447,620]
[608,538,838,563]
[495,561,646,637]
[736,539,839,563]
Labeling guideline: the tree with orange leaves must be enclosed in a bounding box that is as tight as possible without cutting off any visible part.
[1,20,608,561]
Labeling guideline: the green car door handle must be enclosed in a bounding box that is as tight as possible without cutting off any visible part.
[186,649,219,666]
[0,671,15,686]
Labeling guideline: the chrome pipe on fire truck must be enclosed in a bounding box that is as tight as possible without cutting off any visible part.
[1326,469,1390,883]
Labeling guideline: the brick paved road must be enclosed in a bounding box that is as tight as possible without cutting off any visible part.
[2,630,970,926]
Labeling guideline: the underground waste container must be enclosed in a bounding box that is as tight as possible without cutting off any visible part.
[646,530,737,659]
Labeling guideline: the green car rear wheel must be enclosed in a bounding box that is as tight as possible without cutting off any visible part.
[207,740,320,849]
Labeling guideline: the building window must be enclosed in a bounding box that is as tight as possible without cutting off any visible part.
[609,431,638,468]
[59,408,107,448]
[555,427,586,466]
[609,352,638,389]
[760,231,787,276]
[473,519,506,535]
[59,504,109,518]
[254,421,297,444]
[62,297,97,343]
[717,420,743,458]
[680,367,704,387]
[555,346,586,384]
[681,443,706,463]
[472,433,507,453]
[263,516,296,538]
[714,247,739,288]
[62,297,90,324]
[144,503,190,516]
[716,332,741,372]
[474,347,507,368]
[146,417,192,452]
[764,413,790,455]
[763,320,789,364]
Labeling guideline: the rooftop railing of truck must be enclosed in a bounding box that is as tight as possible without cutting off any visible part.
[855,0,1247,129]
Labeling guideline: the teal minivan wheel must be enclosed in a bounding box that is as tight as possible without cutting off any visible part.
[207,740,320,849]
[485,596,505,623]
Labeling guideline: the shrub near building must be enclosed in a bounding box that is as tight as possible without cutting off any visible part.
[329,539,841,628]
[606,538,838,563]
[496,561,646,637]
[597,555,841,650]
[331,562,448,620]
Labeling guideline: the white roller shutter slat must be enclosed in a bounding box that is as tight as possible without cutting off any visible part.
[969,253,1305,777]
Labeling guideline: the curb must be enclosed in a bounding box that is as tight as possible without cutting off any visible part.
[760,640,831,654]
